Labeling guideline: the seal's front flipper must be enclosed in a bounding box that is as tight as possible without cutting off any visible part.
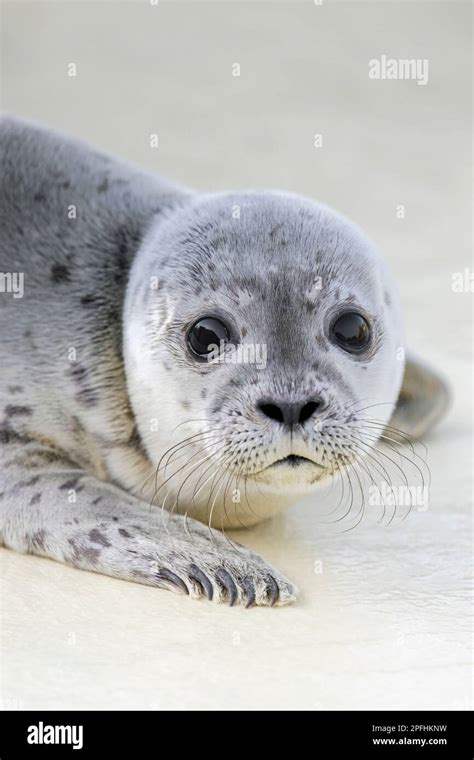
[0,438,297,607]
[388,350,451,439]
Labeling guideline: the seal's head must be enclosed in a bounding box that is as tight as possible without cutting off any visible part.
[124,192,441,527]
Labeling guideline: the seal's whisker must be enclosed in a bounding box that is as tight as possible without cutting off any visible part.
[167,418,212,435]
[242,456,265,524]
[348,446,379,492]
[182,456,227,541]
[364,438,428,523]
[318,461,339,501]
[359,418,426,452]
[172,446,228,523]
[345,400,397,416]
[356,417,429,463]
[218,465,240,545]
[371,431,430,491]
[320,456,355,525]
[168,448,229,541]
[317,449,346,520]
[348,436,420,525]
[345,440,395,524]
[219,459,256,549]
[164,431,228,472]
[152,429,223,489]
[151,433,227,505]
[152,446,215,511]
[158,430,227,483]
[339,459,366,532]
[172,442,232,528]
[206,459,235,544]
[357,424,431,487]
[351,454,388,525]
[342,396,383,413]
[354,427,430,498]
[180,450,239,546]
[350,438,397,496]
[232,462,256,531]
[138,430,225,507]
[156,446,227,538]
[189,445,233,508]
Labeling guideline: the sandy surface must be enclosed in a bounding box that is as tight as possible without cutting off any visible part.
[1,0,472,710]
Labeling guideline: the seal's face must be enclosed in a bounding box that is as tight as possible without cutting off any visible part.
[125,192,405,527]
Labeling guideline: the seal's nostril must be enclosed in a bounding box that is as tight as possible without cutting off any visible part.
[258,403,285,424]
[257,398,323,427]
[298,400,320,424]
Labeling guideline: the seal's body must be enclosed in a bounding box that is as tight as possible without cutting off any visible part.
[0,117,449,606]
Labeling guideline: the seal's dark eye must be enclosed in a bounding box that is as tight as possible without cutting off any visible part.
[330,312,371,352]
[187,317,230,359]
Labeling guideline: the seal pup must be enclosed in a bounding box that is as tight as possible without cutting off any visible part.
[0,117,449,606]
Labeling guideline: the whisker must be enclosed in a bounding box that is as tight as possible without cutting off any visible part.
[350,451,387,525]
[357,425,430,489]
[318,446,348,520]
[323,455,355,525]
[172,444,230,524]
[346,439,396,524]
[338,459,366,532]
[346,400,396,416]
[348,435,426,525]
[354,427,430,501]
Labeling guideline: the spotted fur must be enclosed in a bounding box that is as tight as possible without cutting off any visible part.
[0,117,449,607]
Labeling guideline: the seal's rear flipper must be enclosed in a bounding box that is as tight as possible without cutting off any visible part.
[388,350,451,440]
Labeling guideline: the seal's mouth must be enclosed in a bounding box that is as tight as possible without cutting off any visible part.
[258,454,322,473]
[272,454,313,468]
[250,453,328,490]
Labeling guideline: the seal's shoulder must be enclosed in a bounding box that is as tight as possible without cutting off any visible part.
[0,115,186,212]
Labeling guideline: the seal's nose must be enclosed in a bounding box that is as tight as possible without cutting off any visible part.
[257,398,323,427]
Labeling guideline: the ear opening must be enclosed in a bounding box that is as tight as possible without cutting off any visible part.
[387,350,451,440]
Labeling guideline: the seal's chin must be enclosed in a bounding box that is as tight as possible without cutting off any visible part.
[252,455,328,492]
